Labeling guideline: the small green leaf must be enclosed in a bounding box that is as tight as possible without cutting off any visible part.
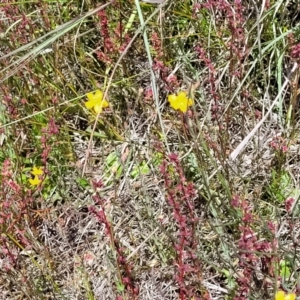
[131,161,150,179]
[106,152,119,166]
[280,260,291,279]
[222,269,230,278]
[116,281,125,292]
[104,152,123,180]
[77,177,90,188]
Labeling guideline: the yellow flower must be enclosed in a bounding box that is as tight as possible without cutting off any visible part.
[29,166,43,186]
[275,291,296,300]
[29,176,42,186]
[168,91,193,113]
[31,166,43,176]
[85,90,109,114]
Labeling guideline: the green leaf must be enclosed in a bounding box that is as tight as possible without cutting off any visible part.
[104,152,123,180]
[280,260,291,280]
[116,281,125,292]
[131,161,150,179]
[106,152,119,166]
[76,177,90,188]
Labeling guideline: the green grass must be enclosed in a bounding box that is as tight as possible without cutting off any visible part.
[0,0,300,299]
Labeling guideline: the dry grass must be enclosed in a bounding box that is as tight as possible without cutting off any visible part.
[1,0,300,299]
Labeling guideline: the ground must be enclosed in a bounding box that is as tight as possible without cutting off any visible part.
[1,1,300,300]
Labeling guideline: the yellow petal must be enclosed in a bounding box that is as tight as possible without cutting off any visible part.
[94,104,103,114]
[93,90,103,101]
[178,92,193,104]
[177,95,189,113]
[168,94,177,103]
[29,176,41,186]
[285,294,296,300]
[94,99,109,114]
[86,90,103,102]
[168,95,181,110]
[170,101,181,110]
[85,99,96,109]
[275,291,285,300]
[188,98,194,106]
[178,92,193,110]
[100,99,109,108]
[178,103,188,113]
[31,167,43,176]
[177,91,188,101]
[86,92,96,102]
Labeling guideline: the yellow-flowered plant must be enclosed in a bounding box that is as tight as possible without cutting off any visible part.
[29,166,43,186]
[275,290,296,300]
[85,89,109,114]
[168,91,193,113]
